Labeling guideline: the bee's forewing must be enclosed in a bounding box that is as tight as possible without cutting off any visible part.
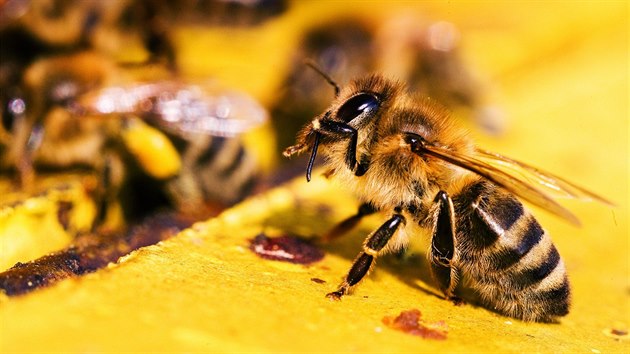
[422,144,590,225]
[79,81,268,137]
[474,148,614,206]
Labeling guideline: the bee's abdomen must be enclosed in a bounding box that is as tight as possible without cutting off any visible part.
[454,182,570,321]
[165,135,258,209]
[196,137,258,204]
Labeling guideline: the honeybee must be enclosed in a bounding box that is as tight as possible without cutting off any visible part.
[283,72,612,322]
[1,51,267,223]
[78,74,267,216]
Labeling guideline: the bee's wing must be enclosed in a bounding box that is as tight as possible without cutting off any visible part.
[474,148,614,205]
[80,82,268,137]
[152,85,268,137]
[422,145,612,225]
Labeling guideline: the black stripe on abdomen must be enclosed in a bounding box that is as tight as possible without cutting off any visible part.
[510,244,561,290]
[535,275,571,317]
[220,145,246,177]
[479,192,523,231]
[493,217,544,270]
[468,189,525,248]
[197,136,226,165]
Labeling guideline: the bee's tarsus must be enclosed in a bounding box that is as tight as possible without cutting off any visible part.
[282,143,304,157]
[450,296,465,306]
[330,212,405,299]
[326,289,345,301]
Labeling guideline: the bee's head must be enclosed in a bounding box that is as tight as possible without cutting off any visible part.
[330,74,402,129]
[283,74,399,150]
[283,74,405,182]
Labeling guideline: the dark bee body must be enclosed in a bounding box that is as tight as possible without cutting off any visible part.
[285,74,608,322]
[451,181,569,321]
[161,133,259,213]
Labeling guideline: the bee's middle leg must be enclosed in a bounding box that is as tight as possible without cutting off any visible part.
[326,211,405,300]
[322,202,378,242]
[429,191,461,302]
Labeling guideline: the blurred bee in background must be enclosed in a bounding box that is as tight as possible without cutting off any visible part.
[284,72,612,321]
[0,0,288,70]
[0,0,99,151]
[1,0,283,223]
[78,70,267,218]
[0,0,285,157]
[0,51,267,226]
[374,16,502,133]
[0,0,281,294]
[271,15,503,161]
[88,0,287,70]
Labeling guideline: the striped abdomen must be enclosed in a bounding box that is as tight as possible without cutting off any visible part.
[165,134,258,209]
[453,181,570,322]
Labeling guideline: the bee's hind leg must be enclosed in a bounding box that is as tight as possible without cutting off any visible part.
[326,210,405,300]
[429,191,461,303]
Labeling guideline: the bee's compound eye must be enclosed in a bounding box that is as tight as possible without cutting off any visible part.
[404,133,425,153]
[336,93,379,123]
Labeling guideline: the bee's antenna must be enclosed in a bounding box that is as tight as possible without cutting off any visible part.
[304,59,340,97]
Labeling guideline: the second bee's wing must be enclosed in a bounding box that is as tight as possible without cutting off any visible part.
[422,144,612,225]
[152,85,268,137]
[80,81,268,137]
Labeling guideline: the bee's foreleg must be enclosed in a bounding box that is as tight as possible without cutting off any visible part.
[429,191,460,301]
[316,119,358,172]
[326,212,405,300]
[322,202,378,242]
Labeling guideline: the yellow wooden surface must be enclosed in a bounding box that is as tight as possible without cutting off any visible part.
[1,1,628,353]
